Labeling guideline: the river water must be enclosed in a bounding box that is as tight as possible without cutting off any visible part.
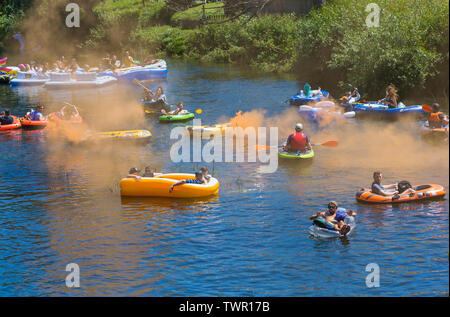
[0,60,448,296]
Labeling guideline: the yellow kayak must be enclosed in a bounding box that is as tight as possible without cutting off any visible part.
[120,173,220,198]
[186,123,229,135]
[82,129,152,142]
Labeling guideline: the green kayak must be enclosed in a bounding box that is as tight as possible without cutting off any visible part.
[159,112,195,123]
[278,146,315,160]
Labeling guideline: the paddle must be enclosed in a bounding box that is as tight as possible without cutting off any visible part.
[133,78,153,95]
[422,104,432,112]
[312,140,338,147]
[255,140,338,151]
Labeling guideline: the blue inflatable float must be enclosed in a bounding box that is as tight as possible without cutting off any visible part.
[352,102,426,119]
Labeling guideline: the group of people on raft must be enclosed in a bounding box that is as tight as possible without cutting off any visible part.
[127,166,211,193]
[0,103,81,126]
[15,50,161,77]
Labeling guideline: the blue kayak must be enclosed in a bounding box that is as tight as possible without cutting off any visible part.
[352,102,426,118]
[289,90,330,105]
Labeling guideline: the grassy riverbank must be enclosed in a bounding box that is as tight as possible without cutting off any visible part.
[1,0,448,97]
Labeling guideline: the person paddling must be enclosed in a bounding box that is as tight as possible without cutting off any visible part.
[284,123,312,154]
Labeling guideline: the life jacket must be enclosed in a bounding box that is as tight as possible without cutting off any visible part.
[428,112,444,127]
[289,132,308,151]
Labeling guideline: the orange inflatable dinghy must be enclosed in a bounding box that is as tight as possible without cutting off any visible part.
[48,112,83,124]
[20,118,48,130]
[356,184,446,204]
[0,116,21,131]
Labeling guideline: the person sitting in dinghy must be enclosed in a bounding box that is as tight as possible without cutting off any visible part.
[0,109,14,125]
[310,201,353,236]
[369,171,415,197]
[25,105,45,121]
[161,102,188,116]
[378,84,399,109]
[169,171,206,193]
[427,103,449,129]
[127,167,142,181]
[284,123,311,154]
[142,166,163,178]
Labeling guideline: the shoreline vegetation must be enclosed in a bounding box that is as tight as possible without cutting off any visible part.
[1,0,448,99]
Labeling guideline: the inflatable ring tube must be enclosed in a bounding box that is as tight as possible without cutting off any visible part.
[159,112,194,123]
[309,216,356,238]
[356,184,446,204]
[120,173,219,198]
[0,116,21,131]
[278,146,315,160]
[19,118,48,130]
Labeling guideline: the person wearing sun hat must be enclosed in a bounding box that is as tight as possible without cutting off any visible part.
[127,167,141,181]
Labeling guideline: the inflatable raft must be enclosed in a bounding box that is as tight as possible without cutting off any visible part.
[120,173,219,198]
[309,214,356,238]
[289,90,330,105]
[9,71,49,87]
[101,60,167,82]
[356,184,446,204]
[278,146,315,160]
[352,102,426,119]
[44,72,117,89]
[19,118,48,130]
[0,116,21,131]
[48,112,83,125]
[159,112,194,123]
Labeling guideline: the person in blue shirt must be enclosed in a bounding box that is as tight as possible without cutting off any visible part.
[26,105,45,121]
[169,171,206,193]
[0,109,14,125]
